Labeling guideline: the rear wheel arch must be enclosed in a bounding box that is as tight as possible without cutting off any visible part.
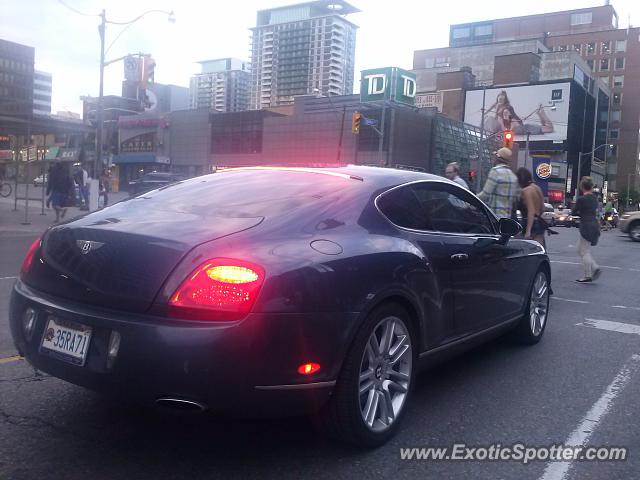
[355,293,423,353]
[539,260,551,282]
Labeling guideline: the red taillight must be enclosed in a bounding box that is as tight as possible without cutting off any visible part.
[298,363,321,375]
[167,258,265,321]
[20,238,41,277]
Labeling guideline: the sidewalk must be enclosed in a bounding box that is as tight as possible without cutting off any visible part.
[0,190,130,235]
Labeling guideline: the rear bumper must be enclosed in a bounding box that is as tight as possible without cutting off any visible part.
[553,219,573,227]
[10,281,359,416]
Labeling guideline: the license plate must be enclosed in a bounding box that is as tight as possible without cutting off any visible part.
[40,317,92,366]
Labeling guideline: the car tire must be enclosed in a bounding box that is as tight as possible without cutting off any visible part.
[317,303,415,448]
[514,269,550,345]
[630,222,640,242]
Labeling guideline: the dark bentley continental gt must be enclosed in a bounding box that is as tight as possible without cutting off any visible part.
[10,166,551,447]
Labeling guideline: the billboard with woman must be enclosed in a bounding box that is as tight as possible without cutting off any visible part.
[464,83,571,142]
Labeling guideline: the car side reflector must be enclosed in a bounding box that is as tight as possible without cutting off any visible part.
[298,363,321,375]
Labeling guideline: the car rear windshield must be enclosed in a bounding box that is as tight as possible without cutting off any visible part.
[137,169,359,217]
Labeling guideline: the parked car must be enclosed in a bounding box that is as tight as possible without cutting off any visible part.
[541,203,555,226]
[553,208,577,227]
[33,174,48,187]
[619,210,640,241]
[128,172,186,196]
[515,204,554,227]
[11,166,551,447]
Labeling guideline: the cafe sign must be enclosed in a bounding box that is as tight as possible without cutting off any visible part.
[120,132,156,153]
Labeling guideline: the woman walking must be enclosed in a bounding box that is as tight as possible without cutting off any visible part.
[515,167,546,247]
[572,176,601,283]
[46,163,74,223]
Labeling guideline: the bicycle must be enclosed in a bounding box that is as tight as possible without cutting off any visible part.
[0,181,12,198]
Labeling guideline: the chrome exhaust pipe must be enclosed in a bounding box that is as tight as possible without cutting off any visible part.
[155,397,207,413]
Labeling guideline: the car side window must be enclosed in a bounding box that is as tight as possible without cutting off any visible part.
[377,185,432,231]
[409,183,495,235]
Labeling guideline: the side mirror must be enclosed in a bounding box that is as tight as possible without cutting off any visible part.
[498,218,521,244]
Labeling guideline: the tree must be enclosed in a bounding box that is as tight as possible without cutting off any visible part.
[618,189,640,211]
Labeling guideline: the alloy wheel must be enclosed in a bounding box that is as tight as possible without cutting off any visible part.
[358,316,412,433]
[631,225,640,241]
[530,272,549,336]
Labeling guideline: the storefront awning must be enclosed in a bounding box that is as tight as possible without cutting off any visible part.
[112,153,169,164]
[44,146,59,160]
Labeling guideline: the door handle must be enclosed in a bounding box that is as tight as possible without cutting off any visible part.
[450,253,469,261]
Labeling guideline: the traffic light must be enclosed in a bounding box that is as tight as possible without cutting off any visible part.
[141,55,156,87]
[503,130,514,149]
[351,111,361,135]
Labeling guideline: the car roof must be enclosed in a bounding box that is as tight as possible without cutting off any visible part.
[217,165,446,190]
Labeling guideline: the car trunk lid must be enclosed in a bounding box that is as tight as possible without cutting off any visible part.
[25,204,263,313]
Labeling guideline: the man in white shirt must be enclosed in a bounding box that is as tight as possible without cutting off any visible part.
[75,165,89,210]
[445,162,469,190]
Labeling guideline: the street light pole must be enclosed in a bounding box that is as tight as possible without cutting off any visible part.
[96,9,106,178]
[93,9,174,179]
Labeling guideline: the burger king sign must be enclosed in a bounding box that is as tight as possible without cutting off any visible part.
[536,162,552,180]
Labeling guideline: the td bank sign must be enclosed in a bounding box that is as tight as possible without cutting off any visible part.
[360,67,416,105]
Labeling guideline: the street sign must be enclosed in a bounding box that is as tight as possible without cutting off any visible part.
[360,67,416,105]
[124,56,141,82]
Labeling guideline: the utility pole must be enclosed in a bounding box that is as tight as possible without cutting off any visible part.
[96,9,106,178]
[627,173,632,211]
[574,153,583,203]
[478,85,487,188]
[336,105,346,163]
[525,132,530,170]
[378,99,387,166]
[591,88,599,168]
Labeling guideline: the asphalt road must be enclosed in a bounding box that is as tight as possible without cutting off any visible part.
[1,225,639,480]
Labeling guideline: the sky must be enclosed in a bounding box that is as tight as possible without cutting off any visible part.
[2,0,640,115]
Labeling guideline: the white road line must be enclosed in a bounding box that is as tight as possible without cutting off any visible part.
[612,305,640,311]
[553,297,590,304]
[0,276,17,281]
[538,354,640,480]
[578,319,640,336]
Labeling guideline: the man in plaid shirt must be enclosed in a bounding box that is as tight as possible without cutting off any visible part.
[478,147,520,219]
